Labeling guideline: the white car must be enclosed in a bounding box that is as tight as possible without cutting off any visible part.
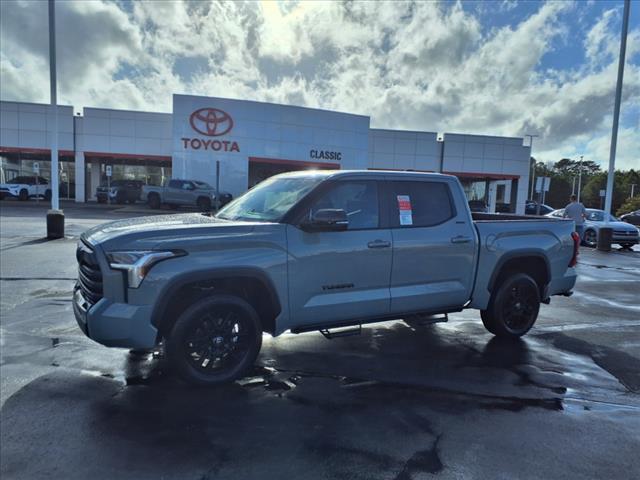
[547,208,639,249]
[0,176,51,201]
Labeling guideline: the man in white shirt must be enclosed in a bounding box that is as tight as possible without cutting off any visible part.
[564,194,587,238]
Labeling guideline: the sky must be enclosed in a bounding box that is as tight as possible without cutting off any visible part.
[0,0,638,170]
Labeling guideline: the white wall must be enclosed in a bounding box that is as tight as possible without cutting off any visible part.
[80,107,172,156]
[369,129,441,171]
[0,101,74,151]
[173,94,370,197]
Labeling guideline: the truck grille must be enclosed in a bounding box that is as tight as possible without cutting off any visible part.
[76,241,103,306]
[613,230,637,237]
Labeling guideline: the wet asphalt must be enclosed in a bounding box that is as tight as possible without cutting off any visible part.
[1,202,639,479]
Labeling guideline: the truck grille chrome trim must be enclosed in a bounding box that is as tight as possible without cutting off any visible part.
[76,241,103,306]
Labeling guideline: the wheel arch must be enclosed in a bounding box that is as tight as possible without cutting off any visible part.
[488,251,550,299]
[151,267,282,340]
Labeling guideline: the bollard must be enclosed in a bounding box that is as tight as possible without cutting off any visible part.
[597,227,613,252]
[46,209,65,239]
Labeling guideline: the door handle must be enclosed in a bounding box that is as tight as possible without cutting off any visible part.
[367,240,391,249]
[451,236,472,244]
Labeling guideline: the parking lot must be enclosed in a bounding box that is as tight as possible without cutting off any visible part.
[1,202,639,480]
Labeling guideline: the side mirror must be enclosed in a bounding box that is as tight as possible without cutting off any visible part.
[301,209,349,232]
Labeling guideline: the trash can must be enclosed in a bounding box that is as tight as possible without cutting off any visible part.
[597,227,613,252]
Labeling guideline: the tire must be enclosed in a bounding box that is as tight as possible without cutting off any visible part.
[197,197,211,212]
[148,193,161,209]
[116,193,126,205]
[44,189,52,201]
[621,243,634,250]
[480,273,540,338]
[583,229,597,248]
[165,295,262,386]
[19,189,28,201]
[127,198,136,204]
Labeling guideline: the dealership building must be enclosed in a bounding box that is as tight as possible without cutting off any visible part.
[1,94,531,213]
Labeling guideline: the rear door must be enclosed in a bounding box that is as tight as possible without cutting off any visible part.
[165,180,182,204]
[286,180,393,327]
[385,179,476,314]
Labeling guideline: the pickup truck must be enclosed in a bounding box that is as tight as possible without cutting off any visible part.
[143,179,231,211]
[96,179,143,204]
[74,170,579,385]
[0,176,51,201]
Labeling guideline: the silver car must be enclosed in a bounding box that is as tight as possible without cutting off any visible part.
[548,208,639,249]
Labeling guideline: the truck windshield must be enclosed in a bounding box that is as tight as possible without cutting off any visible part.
[216,175,324,222]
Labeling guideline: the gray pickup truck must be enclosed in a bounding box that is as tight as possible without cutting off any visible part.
[74,171,579,385]
[143,179,230,211]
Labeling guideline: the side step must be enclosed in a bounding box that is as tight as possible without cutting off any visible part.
[320,324,362,339]
[403,313,448,327]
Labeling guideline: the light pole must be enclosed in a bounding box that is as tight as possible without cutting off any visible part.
[46,0,64,238]
[577,155,583,202]
[525,134,539,201]
[604,0,630,222]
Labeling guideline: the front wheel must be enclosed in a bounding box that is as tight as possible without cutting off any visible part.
[165,295,262,386]
[147,193,161,209]
[583,229,597,248]
[19,189,28,201]
[480,273,540,338]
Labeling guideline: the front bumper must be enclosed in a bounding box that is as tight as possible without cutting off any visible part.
[73,284,158,349]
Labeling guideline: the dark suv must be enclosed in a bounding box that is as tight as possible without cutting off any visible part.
[96,180,143,204]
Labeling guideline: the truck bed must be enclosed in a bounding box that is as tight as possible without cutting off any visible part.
[469,212,576,310]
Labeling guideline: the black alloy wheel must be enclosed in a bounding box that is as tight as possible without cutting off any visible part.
[148,193,161,209]
[19,189,28,201]
[481,273,540,338]
[583,229,598,248]
[166,295,262,385]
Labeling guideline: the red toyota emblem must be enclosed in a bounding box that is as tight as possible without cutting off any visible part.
[189,108,234,136]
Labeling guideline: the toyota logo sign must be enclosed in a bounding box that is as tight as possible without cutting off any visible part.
[189,108,234,136]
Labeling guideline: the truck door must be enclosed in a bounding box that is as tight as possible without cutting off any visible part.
[165,180,182,204]
[385,179,476,314]
[286,180,392,327]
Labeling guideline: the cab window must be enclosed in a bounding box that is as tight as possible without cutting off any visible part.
[388,181,455,228]
[309,181,379,230]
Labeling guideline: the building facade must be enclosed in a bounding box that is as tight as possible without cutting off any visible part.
[1,95,531,213]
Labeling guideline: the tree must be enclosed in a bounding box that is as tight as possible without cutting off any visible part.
[581,171,629,211]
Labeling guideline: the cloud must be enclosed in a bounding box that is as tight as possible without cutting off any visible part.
[0,0,638,169]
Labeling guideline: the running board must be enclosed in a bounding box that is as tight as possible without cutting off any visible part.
[403,313,448,327]
[320,324,362,339]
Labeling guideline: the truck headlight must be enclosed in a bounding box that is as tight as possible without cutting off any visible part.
[107,250,185,288]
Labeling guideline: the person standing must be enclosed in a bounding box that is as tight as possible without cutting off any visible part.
[564,194,587,238]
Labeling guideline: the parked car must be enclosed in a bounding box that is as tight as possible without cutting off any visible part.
[620,209,640,226]
[468,199,488,212]
[0,176,51,201]
[547,208,639,249]
[74,170,579,385]
[525,201,554,216]
[143,179,228,211]
[96,180,143,204]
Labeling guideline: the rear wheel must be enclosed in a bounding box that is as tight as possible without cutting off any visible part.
[166,295,262,386]
[148,193,161,209]
[19,189,28,201]
[583,229,597,248]
[480,273,540,338]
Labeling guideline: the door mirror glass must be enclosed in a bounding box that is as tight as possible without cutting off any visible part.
[302,209,349,232]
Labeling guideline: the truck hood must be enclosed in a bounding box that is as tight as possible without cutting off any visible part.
[81,213,272,249]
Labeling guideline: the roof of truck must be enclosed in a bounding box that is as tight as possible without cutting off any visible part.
[276,169,455,180]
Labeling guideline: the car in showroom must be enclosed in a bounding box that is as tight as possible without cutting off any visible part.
[548,208,639,249]
[0,176,51,201]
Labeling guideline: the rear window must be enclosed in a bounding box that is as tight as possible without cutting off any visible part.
[389,181,455,228]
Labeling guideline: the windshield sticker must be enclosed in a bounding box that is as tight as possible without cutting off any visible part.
[397,195,413,226]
